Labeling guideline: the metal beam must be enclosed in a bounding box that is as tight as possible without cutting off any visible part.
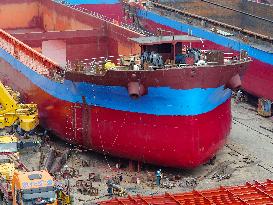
[11,29,106,42]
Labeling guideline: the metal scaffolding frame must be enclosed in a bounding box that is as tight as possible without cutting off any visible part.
[99,179,273,205]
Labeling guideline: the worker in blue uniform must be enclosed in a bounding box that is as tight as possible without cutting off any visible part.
[156,169,162,186]
[106,178,113,196]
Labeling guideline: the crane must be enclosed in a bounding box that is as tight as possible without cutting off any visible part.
[0,82,38,132]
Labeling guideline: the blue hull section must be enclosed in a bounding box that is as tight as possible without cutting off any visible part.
[0,45,231,116]
[64,0,119,4]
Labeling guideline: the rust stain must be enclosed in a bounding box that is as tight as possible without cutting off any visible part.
[0,1,40,29]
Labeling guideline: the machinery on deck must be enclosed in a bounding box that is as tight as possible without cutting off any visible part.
[0,81,39,132]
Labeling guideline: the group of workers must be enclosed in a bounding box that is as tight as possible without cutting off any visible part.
[140,51,164,68]
[176,47,206,66]
[137,47,207,70]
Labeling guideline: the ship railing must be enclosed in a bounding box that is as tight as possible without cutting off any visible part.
[0,29,64,82]
[65,56,121,75]
[52,0,155,37]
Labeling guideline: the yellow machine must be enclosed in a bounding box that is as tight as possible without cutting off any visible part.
[0,135,18,183]
[0,82,39,131]
[57,190,73,205]
[0,155,15,181]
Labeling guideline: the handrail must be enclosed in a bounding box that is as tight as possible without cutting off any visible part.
[0,29,64,80]
[52,0,154,37]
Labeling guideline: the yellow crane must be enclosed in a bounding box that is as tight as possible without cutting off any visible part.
[0,82,71,204]
[0,82,39,132]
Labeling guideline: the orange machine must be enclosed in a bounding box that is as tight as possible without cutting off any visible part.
[0,170,57,205]
[11,170,57,205]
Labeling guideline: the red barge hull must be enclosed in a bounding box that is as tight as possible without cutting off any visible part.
[0,58,232,168]
[0,0,250,168]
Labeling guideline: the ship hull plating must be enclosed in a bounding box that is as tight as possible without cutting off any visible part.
[0,44,232,168]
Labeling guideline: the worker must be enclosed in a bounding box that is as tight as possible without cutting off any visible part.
[196,53,206,66]
[106,178,113,196]
[176,46,187,64]
[263,99,272,113]
[235,90,243,104]
[119,174,123,183]
[156,169,162,186]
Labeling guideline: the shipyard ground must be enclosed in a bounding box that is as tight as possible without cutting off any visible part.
[16,99,273,205]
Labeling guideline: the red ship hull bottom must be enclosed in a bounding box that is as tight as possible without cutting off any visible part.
[39,98,232,168]
[0,58,231,168]
[90,101,231,168]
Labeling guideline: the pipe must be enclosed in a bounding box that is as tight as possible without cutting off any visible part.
[127,82,147,99]
[44,147,56,171]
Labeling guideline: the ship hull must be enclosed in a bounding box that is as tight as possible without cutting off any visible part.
[0,42,232,168]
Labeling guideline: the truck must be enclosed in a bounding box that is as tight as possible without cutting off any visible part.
[0,170,57,205]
